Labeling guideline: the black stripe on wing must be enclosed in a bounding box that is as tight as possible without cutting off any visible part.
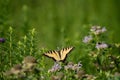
[43,50,60,61]
[60,46,75,62]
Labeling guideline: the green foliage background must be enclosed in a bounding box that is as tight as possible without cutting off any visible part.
[1,0,120,47]
[0,0,120,79]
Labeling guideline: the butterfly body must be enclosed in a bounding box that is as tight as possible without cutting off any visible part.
[44,47,74,62]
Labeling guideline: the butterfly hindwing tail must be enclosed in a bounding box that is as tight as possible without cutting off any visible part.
[60,47,74,61]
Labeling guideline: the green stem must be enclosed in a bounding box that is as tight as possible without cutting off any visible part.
[9,27,13,66]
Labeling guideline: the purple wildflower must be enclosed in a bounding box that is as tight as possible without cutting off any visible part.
[64,62,74,70]
[48,62,62,73]
[96,42,108,50]
[90,26,107,35]
[64,62,82,71]
[72,62,82,71]
[0,38,5,43]
[83,35,93,43]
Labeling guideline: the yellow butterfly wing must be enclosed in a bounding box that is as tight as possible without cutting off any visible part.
[44,50,61,61]
[60,47,74,61]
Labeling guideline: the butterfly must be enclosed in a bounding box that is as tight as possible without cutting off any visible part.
[43,47,74,62]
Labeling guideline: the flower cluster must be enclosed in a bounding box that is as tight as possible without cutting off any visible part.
[64,62,82,72]
[83,25,108,50]
[48,61,82,73]
[4,56,38,77]
[82,25,120,79]
[49,62,83,79]
[90,26,107,35]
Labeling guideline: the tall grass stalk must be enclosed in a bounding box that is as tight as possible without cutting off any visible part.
[8,27,13,66]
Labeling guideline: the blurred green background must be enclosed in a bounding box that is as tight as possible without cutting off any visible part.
[0,0,120,48]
